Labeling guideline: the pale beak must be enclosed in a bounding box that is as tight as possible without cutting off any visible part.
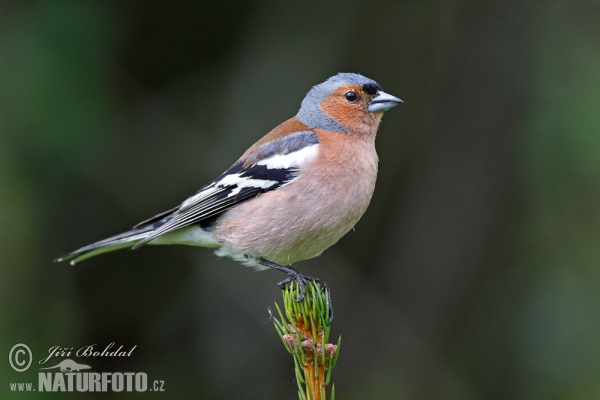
[367,91,403,112]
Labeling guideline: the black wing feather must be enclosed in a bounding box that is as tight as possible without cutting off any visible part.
[132,130,319,248]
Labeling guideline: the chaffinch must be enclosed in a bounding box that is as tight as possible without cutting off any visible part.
[56,73,402,299]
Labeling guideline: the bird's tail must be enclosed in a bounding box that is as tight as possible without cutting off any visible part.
[55,207,178,265]
[54,225,155,265]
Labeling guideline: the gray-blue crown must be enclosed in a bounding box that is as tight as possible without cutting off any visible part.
[296,73,382,133]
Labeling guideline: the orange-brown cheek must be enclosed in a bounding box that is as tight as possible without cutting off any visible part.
[319,97,363,131]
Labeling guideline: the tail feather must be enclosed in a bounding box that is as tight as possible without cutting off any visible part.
[55,227,153,265]
[56,210,178,265]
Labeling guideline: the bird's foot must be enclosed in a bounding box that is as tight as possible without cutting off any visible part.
[276,269,320,302]
[252,257,332,320]
[253,257,319,302]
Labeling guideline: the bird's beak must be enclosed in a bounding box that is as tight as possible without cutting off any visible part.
[367,91,403,113]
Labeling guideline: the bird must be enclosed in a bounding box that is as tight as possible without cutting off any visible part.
[55,73,402,300]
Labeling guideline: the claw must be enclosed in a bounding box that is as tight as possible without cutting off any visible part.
[321,282,334,324]
[277,276,293,289]
[277,269,318,302]
[252,257,320,303]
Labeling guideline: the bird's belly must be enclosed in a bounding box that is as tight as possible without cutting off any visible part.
[213,175,375,266]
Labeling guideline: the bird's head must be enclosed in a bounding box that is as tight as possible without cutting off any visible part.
[296,73,402,136]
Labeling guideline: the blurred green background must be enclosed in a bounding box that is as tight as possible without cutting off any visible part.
[2,1,599,399]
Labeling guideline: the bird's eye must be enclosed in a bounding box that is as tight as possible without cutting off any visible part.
[344,91,358,102]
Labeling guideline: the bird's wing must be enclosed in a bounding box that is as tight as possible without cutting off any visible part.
[133,130,320,248]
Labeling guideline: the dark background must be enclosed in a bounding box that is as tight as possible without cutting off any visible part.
[2,1,600,399]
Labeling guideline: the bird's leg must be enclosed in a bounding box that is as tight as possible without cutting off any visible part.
[254,258,319,302]
[250,257,334,322]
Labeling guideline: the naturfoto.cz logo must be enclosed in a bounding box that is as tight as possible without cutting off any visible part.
[8,343,165,393]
